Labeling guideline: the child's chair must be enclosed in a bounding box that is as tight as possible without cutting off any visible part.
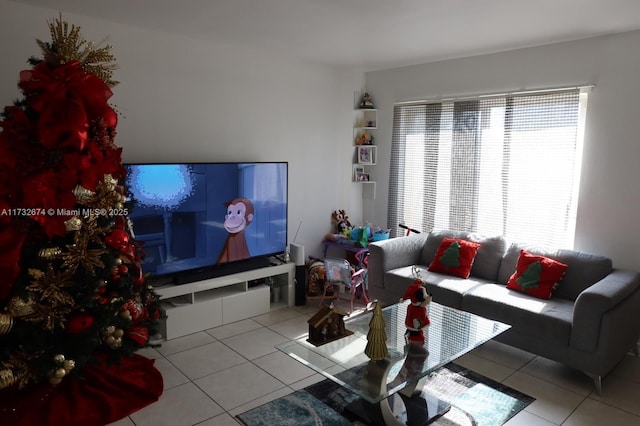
[320,254,370,313]
[354,248,370,304]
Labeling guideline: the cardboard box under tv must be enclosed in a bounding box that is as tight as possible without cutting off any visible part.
[155,262,294,339]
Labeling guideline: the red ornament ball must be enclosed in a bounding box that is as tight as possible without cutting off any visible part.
[102,105,118,128]
[105,229,129,251]
[126,325,150,346]
[66,312,95,334]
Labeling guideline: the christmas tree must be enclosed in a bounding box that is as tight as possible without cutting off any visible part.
[439,240,461,270]
[364,301,388,360]
[0,16,164,391]
[516,261,542,289]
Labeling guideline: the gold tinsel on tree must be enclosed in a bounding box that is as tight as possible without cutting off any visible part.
[36,13,119,87]
[0,16,163,390]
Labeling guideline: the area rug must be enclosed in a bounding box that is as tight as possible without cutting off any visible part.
[415,363,535,426]
[237,362,533,426]
[237,389,352,426]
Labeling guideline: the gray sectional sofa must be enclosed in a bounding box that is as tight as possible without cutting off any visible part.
[368,229,640,393]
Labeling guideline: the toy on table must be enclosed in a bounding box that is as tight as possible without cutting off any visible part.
[333,209,352,234]
[364,301,388,360]
[307,303,352,346]
[401,266,432,344]
[325,209,353,242]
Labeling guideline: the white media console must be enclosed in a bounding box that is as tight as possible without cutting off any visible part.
[155,260,295,339]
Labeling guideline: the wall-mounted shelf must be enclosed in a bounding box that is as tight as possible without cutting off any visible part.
[353,91,378,199]
[354,109,378,128]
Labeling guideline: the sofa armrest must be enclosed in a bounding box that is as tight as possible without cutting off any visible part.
[571,269,640,352]
[368,233,428,290]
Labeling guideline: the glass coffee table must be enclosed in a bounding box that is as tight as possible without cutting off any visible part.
[276,301,510,425]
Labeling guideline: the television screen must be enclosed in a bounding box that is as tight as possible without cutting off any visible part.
[124,162,288,283]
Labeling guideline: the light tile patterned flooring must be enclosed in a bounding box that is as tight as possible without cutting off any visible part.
[109,303,640,426]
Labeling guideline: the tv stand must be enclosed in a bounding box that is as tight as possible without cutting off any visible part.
[155,260,295,340]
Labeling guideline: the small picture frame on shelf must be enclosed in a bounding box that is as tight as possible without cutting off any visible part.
[356,172,370,182]
[357,146,374,165]
[353,166,365,180]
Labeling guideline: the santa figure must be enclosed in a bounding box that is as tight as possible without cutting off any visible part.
[401,275,432,344]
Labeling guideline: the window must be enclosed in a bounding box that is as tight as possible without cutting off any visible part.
[388,87,589,248]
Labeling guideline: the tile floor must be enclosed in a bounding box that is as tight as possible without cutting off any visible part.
[108,304,640,426]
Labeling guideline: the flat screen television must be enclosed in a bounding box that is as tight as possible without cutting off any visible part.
[124,162,288,284]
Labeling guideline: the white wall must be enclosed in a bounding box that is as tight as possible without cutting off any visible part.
[7,2,636,271]
[0,1,366,258]
[366,31,640,270]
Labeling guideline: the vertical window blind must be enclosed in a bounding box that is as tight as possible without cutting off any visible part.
[388,87,589,248]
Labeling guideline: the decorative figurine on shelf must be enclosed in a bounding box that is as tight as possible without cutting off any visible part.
[401,266,432,344]
[356,131,373,145]
[359,92,375,109]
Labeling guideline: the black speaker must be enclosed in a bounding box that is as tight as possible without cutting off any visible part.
[295,265,306,305]
[290,243,306,305]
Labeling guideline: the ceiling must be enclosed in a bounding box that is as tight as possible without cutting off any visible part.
[9,0,640,70]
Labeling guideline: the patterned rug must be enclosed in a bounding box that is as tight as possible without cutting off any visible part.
[237,362,534,426]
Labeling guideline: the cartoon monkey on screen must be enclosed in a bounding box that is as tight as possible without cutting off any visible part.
[217,197,254,264]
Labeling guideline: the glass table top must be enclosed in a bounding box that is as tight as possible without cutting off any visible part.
[275,301,510,403]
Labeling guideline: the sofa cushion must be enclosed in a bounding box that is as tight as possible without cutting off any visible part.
[506,250,568,300]
[462,283,574,346]
[498,243,613,301]
[386,265,491,309]
[428,238,481,278]
[421,230,506,281]
[551,250,613,301]
[469,234,508,281]
[422,230,467,265]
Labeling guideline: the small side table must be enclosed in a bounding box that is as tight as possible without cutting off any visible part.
[322,239,369,268]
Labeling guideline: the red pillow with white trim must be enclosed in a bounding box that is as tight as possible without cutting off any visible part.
[428,237,481,279]
[507,250,568,300]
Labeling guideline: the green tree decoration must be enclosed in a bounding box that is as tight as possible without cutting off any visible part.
[364,301,388,360]
[516,261,542,289]
[439,241,461,270]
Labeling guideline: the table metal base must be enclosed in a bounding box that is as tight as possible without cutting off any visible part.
[346,390,450,426]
